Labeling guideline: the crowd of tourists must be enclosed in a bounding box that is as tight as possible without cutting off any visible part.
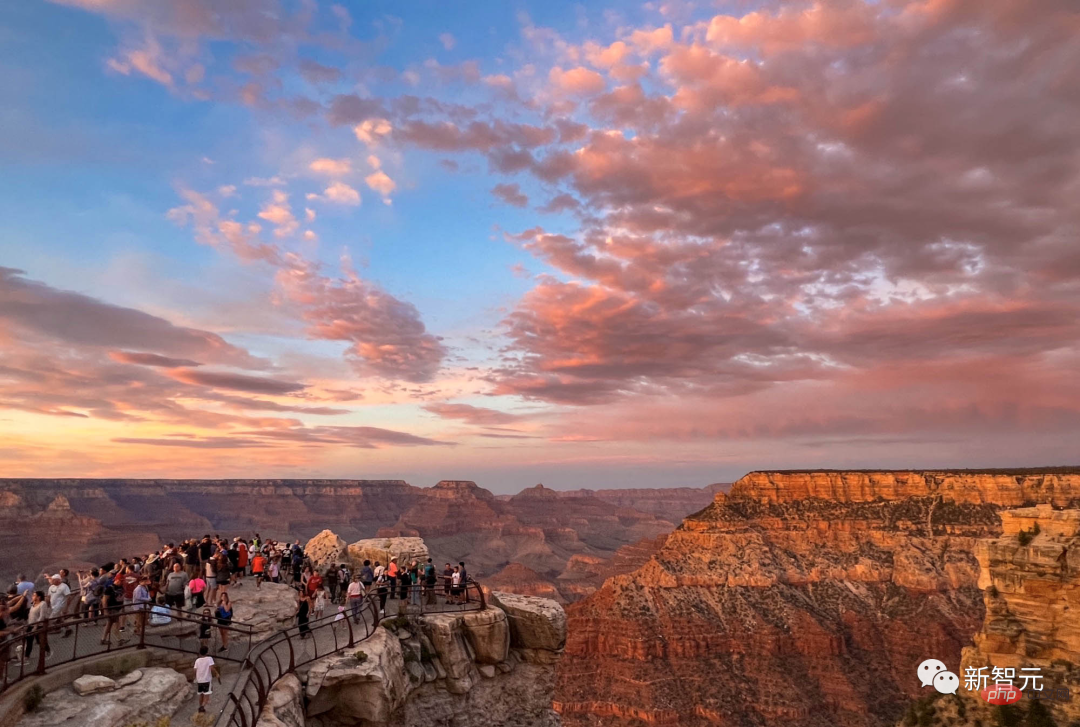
[0,532,472,673]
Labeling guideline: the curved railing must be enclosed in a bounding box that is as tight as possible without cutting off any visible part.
[0,603,259,693]
[0,579,487,725]
[215,579,486,727]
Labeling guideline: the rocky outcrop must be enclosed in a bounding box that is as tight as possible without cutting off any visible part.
[306,594,564,727]
[258,674,306,727]
[552,483,728,522]
[956,504,1080,724]
[228,581,300,634]
[348,537,430,570]
[557,469,1080,727]
[306,530,349,571]
[15,667,188,727]
[491,591,567,654]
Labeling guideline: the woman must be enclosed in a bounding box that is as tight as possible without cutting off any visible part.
[100,581,122,645]
[296,590,311,639]
[204,557,217,607]
[215,553,231,600]
[189,573,206,609]
[313,585,328,621]
[269,555,281,584]
[198,607,214,651]
[25,591,48,659]
[346,575,365,623]
[215,593,233,653]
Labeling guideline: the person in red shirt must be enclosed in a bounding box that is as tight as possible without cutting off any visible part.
[306,570,323,598]
[119,566,139,631]
[237,540,248,576]
[250,552,267,589]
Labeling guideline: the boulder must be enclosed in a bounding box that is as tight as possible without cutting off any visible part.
[305,529,348,572]
[115,670,142,687]
[306,628,408,723]
[418,614,473,682]
[230,580,299,634]
[461,608,510,665]
[478,664,497,678]
[19,668,188,727]
[347,537,429,571]
[73,675,116,695]
[256,673,305,727]
[490,591,566,651]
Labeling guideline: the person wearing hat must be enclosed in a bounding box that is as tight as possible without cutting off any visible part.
[47,574,71,635]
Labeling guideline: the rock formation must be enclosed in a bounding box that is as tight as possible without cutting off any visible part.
[16,667,189,727]
[348,537,430,571]
[301,591,566,727]
[557,469,1080,727]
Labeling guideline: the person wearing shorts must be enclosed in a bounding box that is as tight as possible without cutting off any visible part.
[193,646,218,713]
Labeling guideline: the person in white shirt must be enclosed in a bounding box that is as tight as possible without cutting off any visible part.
[47,575,70,619]
[346,576,364,622]
[193,646,219,713]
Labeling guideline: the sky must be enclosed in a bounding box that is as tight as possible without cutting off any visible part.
[0,0,1077,493]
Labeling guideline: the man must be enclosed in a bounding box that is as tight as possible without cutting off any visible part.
[119,566,139,631]
[163,563,188,612]
[250,550,267,589]
[424,558,437,605]
[359,560,374,591]
[193,645,220,713]
[198,535,213,566]
[46,574,70,631]
[237,539,248,577]
[15,574,34,598]
[458,562,469,603]
[185,540,200,579]
[386,557,399,600]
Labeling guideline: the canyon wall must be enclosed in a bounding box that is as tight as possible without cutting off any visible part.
[556,469,1080,727]
[0,479,713,601]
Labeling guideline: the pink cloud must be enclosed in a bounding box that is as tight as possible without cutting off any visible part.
[548,66,606,96]
[491,183,529,208]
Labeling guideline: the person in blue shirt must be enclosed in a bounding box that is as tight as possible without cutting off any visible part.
[15,575,34,598]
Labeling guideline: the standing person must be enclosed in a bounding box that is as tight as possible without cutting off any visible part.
[25,591,48,659]
[359,560,374,593]
[215,593,233,653]
[251,551,266,588]
[306,568,322,600]
[227,541,240,585]
[408,563,421,608]
[215,553,231,601]
[15,574,34,598]
[185,540,200,579]
[386,558,399,601]
[198,536,213,569]
[313,585,328,621]
[133,577,152,637]
[375,569,388,616]
[442,563,453,599]
[424,559,437,605]
[450,566,462,604]
[458,562,469,603]
[189,572,207,608]
[198,607,214,651]
[237,539,248,578]
[291,550,303,587]
[47,574,71,630]
[400,562,413,602]
[296,590,311,639]
[100,580,122,645]
[325,566,338,604]
[163,563,188,613]
[119,566,139,632]
[203,557,217,607]
[346,575,364,623]
[269,556,280,584]
[193,645,219,714]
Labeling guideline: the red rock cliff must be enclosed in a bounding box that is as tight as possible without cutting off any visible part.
[556,469,1080,727]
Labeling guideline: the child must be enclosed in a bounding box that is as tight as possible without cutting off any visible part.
[198,607,213,651]
[193,645,219,714]
[314,585,328,620]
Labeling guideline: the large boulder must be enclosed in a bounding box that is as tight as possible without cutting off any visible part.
[305,529,348,572]
[256,673,305,727]
[490,591,566,652]
[18,668,188,727]
[306,628,408,723]
[72,675,116,695]
[348,537,429,570]
[230,581,299,634]
[461,608,510,665]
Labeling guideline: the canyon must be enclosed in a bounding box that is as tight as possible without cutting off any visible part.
[0,478,722,603]
[556,469,1080,727]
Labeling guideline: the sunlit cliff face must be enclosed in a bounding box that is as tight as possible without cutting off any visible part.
[1,0,1078,484]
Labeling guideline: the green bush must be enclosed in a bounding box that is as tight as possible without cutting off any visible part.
[1017,524,1040,546]
[22,684,45,713]
[353,650,367,663]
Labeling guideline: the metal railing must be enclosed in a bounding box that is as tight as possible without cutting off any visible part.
[0,604,258,694]
[215,579,485,727]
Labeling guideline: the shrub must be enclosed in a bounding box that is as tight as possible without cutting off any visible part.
[22,685,45,713]
[988,585,1000,598]
[353,650,368,663]
[1017,524,1040,546]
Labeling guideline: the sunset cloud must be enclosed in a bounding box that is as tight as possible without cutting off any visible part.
[322,181,361,205]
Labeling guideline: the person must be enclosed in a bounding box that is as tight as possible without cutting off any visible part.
[251,551,266,588]
[25,590,48,659]
[189,573,207,608]
[458,562,469,603]
[204,557,217,607]
[100,580,122,645]
[269,555,280,584]
[150,596,172,625]
[291,552,303,586]
[325,565,338,603]
[346,575,364,622]
[386,558,399,600]
[237,539,248,579]
[442,563,453,599]
[215,593,233,653]
[296,590,310,639]
[193,645,219,714]
[47,574,71,633]
[215,552,232,600]
[375,568,388,615]
[337,563,351,604]
[163,563,188,612]
[314,585,328,620]
[408,563,421,608]
[306,568,322,600]
[359,560,374,593]
[198,607,214,651]
[15,574,34,598]
[227,541,240,585]
[424,558,437,605]
[450,566,462,604]
[185,540,200,579]
[198,535,213,567]
[119,566,139,632]
[133,577,152,636]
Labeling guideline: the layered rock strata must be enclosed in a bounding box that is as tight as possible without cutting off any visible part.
[557,469,1080,727]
